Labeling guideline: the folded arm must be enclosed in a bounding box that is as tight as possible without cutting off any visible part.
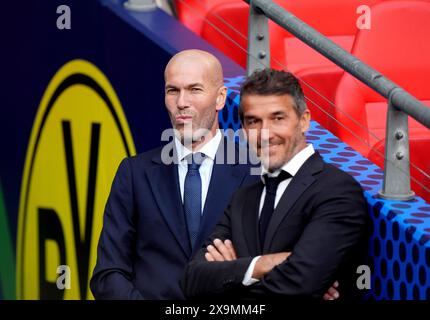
[249,178,367,298]
[182,177,367,299]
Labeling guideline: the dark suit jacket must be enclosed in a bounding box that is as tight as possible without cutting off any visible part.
[181,152,369,299]
[90,139,259,299]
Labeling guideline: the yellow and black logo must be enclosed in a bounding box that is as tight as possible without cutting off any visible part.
[17,60,136,299]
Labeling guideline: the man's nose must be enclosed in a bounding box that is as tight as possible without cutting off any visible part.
[177,90,189,109]
[261,121,275,141]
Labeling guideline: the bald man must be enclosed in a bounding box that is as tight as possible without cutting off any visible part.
[90,50,259,299]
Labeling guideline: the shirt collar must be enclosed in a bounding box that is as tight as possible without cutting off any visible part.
[261,144,315,183]
[174,130,222,163]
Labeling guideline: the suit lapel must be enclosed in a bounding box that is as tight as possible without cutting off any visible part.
[195,139,250,252]
[263,153,324,252]
[241,183,264,256]
[146,144,191,257]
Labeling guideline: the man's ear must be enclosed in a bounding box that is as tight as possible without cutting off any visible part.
[301,109,311,134]
[215,86,227,111]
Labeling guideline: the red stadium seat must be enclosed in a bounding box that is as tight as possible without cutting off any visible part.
[201,1,249,67]
[176,0,429,38]
[175,0,240,35]
[268,0,382,130]
[200,0,381,130]
[333,1,430,199]
[186,0,429,144]
[200,0,381,71]
[269,0,382,72]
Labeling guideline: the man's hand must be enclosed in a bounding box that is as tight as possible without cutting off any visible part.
[323,281,339,300]
[204,241,292,279]
[251,252,291,279]
[204,240,340,300]
[253,254,340,301]
[205,238,237,261]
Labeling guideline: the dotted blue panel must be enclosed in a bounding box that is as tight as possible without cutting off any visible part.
[222,75,430,300]
[220,76,244,132]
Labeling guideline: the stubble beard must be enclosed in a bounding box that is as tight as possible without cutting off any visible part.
[172,109,217,148]
[262,127,304,173]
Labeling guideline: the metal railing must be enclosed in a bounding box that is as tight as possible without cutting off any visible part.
[125,0,430,200]
[245,0,430,200]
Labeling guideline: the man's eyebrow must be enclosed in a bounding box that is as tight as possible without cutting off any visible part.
[165,83,205,89]
[165,84,176,89]
[272,111,287,116]
[186,83,204,88]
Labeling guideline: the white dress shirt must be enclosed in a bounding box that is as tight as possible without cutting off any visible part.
[175,130,222,213]
[242,144,315,285]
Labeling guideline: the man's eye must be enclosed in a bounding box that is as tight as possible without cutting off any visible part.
[191,88,202,92]
[275,116,284,121]
[166,89,177,94]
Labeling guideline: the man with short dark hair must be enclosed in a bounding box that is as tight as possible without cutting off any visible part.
[182,69,368,299]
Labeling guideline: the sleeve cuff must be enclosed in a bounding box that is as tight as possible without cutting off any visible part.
[242,256,261,286]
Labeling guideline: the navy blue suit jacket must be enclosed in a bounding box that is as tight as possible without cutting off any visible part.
[182,153,368,299]
[90,139,259,299]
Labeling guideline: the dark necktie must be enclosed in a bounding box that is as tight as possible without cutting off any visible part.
[259,170,292,247]
[183,152,205,249]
